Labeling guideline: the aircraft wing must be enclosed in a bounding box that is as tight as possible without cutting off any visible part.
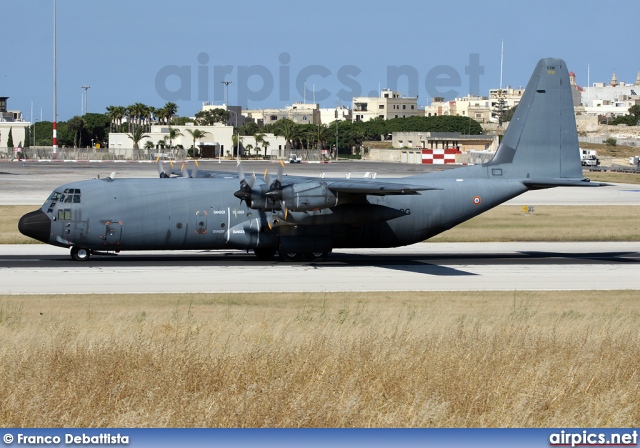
[323,179,440,195]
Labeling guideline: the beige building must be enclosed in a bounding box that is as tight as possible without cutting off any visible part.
[108,123,234,158]
[108,123,287,159]
[0,97,29,153]
[581,70,640,117]
[424,95,492,123]
[352,89,421,122]
[244,103,320,126]
[392,131,499,152]
[319,105,352,124]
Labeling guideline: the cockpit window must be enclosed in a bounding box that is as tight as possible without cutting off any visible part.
[49,191,61,201]
[57,189,81,204]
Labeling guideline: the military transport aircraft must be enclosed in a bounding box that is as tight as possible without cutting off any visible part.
[19,58,605,261]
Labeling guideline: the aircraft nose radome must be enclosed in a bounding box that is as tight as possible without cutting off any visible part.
[18,209,51,243]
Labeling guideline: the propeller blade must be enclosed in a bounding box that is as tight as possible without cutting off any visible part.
[180,163,189,178]
[157,159,172,178]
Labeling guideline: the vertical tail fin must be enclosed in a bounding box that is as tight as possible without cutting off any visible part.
[487,58,582,180]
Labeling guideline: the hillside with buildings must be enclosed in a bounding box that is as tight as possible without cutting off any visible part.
[2,68,639,164]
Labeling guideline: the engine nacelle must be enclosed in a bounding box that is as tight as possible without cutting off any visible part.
[281,181,337,212]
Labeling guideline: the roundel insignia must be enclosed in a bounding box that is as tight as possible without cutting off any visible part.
[473,196,482,205]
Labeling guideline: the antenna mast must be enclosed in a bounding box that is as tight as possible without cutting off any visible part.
[499,39,504,89]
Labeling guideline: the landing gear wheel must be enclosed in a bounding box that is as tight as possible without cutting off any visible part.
[280,251,302,262]
[305,251,329,262]
[70,246,91,262]
[254,248,277,261]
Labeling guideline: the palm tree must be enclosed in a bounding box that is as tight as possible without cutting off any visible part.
[262,140,271,158]
[185,128,210,156]
[273,118,299,150]
[166,127,183,149]
[144,141,155,150]
[127,127,150,149]
[244,144,253,158]
[106,106,118,132]
[163,102,178,125]
[231,133,244,158]
[313,124,332,149]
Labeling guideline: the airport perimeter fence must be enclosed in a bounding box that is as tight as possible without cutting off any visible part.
[579,136,640,146]
[0,146,327,162]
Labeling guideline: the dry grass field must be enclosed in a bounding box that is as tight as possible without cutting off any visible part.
[432,205,640,242]
[3,205,640,244]
[1,291,639,427]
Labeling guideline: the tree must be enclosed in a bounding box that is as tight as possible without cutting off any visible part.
[262,139,271,158]
[238,121,259,136]
[629,105,640,121]
[500,106,517,124]
[82,113,110,147]
[6,127,13,148]
[127,127,150,149]
[185,128,210,155]
[231,133,244,157]
[32,121,52,146]
[161,102,178,125]
[166,127,183,148]
[195,108,229,125]
[493,89,508,127]
[273,118,299,149]
[106,105,126,132]
[144,141,155,150]
[67,116,85,148]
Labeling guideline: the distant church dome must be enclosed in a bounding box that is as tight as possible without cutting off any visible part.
[610,71,618,87]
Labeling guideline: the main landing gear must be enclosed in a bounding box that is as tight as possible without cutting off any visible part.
[261,250,330,262]
[70,246,92,261]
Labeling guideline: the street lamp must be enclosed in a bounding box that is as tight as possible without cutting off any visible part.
[81,85,91,115]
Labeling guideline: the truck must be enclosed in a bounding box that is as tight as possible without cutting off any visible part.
[580,148,600,167]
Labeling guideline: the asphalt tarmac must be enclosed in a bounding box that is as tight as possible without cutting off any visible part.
[1,242,638,294]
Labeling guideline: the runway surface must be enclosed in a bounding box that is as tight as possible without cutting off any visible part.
[2,242,638,294]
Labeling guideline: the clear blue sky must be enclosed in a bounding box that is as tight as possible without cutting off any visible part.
[2,0,638,122]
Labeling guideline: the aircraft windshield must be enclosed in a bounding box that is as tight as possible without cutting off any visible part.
[52,188,81,204]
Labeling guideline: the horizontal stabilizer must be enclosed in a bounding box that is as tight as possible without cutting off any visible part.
[522,178,609,189]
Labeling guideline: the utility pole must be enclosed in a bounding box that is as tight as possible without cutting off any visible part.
[335,122,338,161]
[52,0,57,159]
